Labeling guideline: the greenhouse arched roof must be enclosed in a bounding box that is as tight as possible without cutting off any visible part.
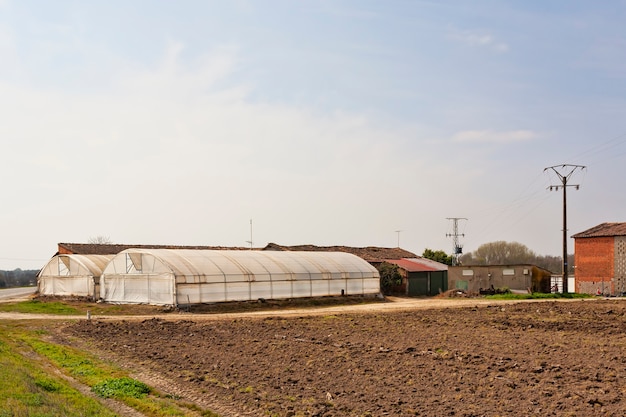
[101,249,380,305]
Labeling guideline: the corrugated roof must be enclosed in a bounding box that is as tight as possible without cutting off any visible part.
[384,258,448,272]
[263,243,417,262]
[572,222,626,238]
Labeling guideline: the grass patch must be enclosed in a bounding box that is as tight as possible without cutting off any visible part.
[238,386,254,394]
[0,299,79,315]
[34,376,63,392]
[92,377,150,399]
[485,292,593,300]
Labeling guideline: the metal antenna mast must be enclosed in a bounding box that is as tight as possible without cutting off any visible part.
[446,217,467,266]
[245,219,253,250]
[544,164,586,293]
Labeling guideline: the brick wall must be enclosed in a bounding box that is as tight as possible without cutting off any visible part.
[615,237,626,295]
[574,236,614,294]
[57,246,73,255]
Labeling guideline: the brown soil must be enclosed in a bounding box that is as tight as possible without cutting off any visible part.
[62,298,626,416]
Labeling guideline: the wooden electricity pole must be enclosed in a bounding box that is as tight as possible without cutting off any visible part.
[544,164,586,293]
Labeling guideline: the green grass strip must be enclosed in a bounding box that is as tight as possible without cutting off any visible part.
[0,336,117,417]
[0,299,80,315]
[16,328,217,416]
[485,292,593,300]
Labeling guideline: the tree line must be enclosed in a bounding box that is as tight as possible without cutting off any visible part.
[0,269,38,288]
[424,241,574,274]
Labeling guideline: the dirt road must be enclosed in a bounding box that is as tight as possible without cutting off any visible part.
[0,286,36,302]
[0,295,594,322]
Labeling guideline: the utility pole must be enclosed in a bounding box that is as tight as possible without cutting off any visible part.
[544,164,586,293]
[446,218,467,266]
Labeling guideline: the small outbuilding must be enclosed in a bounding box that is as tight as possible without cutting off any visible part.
[37,254,114,299]
[384,258,448,296]
[100,249,381,306]
[448,264,552,294]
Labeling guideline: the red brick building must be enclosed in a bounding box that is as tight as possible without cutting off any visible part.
[572,222,626,295]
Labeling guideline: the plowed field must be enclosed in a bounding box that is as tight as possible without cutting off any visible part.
[64,299,626,416]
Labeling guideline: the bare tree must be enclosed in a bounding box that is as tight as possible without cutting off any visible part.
[460,241,535,265]
[88,235,113,244]
[459,241,573,274]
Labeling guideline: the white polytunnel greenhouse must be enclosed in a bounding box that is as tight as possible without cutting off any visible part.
[100,249,381,306]
[37,254,114,299]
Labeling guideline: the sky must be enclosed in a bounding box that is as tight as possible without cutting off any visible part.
[1,1,626,270]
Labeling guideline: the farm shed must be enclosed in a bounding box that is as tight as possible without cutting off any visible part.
[100,249,381,306]
[384,258,448,296]
[37,254,113,299]
[448,264,552,294]
[573,222,626,295]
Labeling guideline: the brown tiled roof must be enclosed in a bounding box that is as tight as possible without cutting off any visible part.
[57,242,418,263]
[571,223,626,239]
[262,242,417,262]
[57,243,252,256]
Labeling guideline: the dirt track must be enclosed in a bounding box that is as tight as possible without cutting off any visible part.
[0,296,589,321]
[58,297,626,416]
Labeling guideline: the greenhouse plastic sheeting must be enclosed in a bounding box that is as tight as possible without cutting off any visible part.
[37,254,113,298]
[100,249,381,306]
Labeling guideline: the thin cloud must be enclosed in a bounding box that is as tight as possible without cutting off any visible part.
[315,3,379,20]
[452,129,538,144]
[116,42,240,96]
[448,28,509,52]
[0,24,17,69]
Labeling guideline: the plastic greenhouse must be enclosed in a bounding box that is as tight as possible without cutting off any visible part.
[100,249,381,306]
[37,254,114,299]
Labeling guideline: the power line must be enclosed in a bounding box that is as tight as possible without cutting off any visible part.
[567,132,626,166]
[462,172,552,250]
